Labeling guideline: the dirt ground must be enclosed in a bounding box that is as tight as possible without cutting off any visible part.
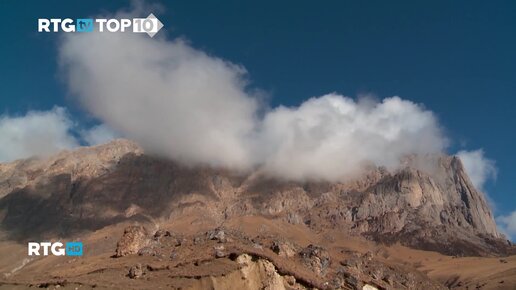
[0,215,514,289]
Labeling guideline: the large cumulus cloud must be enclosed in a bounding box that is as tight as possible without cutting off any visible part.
[58,12,448,181]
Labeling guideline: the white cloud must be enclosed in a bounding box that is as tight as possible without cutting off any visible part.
[256,95,446,180]
[457,149,497,191]
[0,107,79,162]
[58,10,448,181]
[81,124,118,145]
[60,33,258,169]
[496,211,516,241]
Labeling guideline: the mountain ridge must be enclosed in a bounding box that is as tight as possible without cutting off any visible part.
[0,139,510,256]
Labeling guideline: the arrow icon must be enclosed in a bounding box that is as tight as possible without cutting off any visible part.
[145,13,164,38]
[133,13,164,38]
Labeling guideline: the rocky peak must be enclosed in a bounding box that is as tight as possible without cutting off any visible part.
[0,139,142,198]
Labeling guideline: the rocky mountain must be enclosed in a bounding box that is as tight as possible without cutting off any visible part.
[0,139,508,255]
[0,140,514,289]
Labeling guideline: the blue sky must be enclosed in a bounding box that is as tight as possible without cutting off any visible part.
[0,1,515,233]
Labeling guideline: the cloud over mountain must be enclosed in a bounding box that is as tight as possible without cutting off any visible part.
[0,107,78,162]
[80,124,119,146]
[497,211,516,241]
[58,11,448,181]
[457,149,497,192]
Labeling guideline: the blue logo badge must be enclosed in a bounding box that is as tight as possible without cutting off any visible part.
[66,242,83,256]
[76,19,93,32]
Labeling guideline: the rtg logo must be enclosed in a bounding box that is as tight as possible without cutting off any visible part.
[38,13,164,37]
[28,242,83,256]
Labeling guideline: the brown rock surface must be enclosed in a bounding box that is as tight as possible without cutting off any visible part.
[0,140,508,255]
[0,140,514,289]
[115,225,150,257]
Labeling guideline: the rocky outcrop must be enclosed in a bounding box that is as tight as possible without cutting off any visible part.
[235,254,287,290]
[271,239,298,258]
[128,263,144,279]
[115,225,150,257]
[336,252,444,289]
[0,139,143,199]
[0,140,510,256]
[299,245,331,276]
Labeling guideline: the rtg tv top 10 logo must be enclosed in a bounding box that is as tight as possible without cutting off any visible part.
[38,13,164,37]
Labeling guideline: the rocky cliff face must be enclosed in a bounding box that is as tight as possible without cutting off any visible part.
[0,139,509,256]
